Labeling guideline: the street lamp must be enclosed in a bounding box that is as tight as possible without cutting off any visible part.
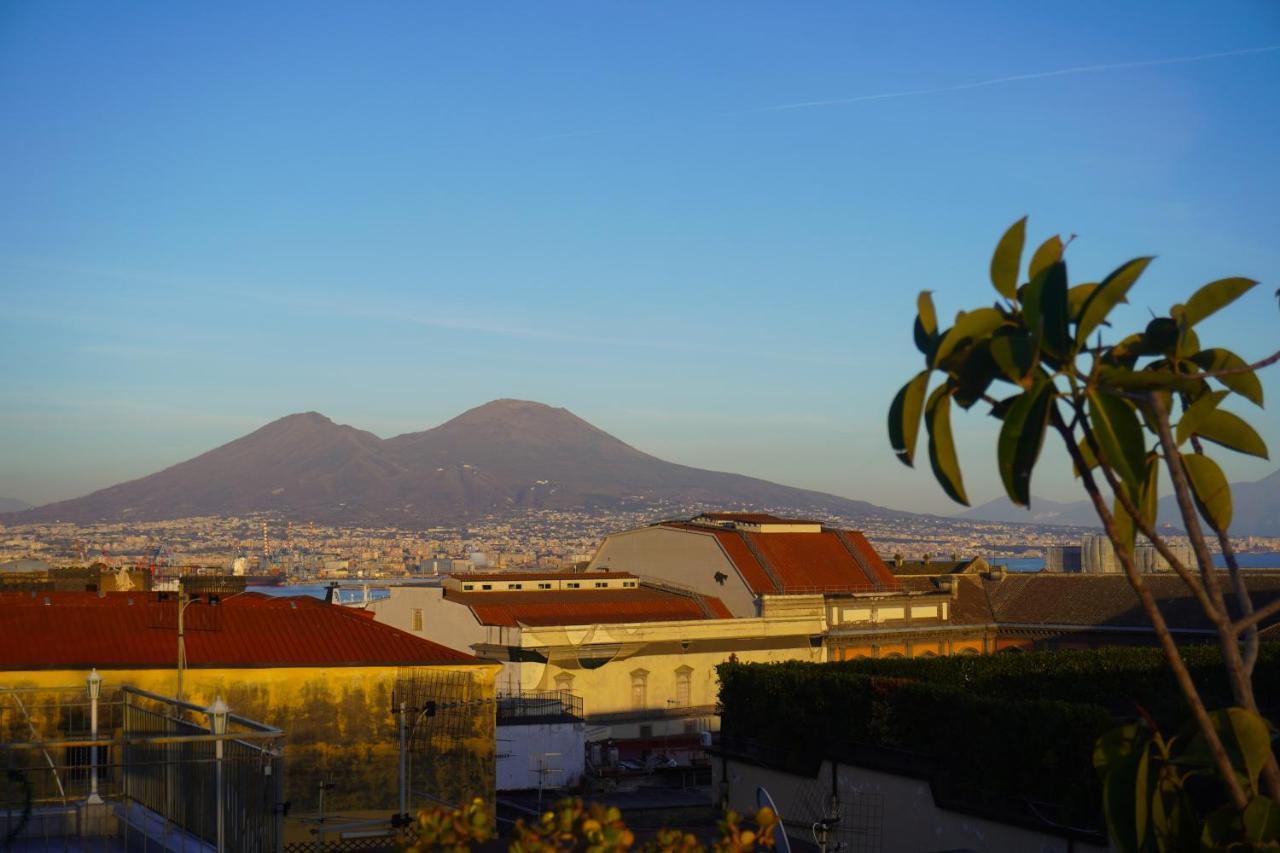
[208,696,229,853]
[86,668,103,805]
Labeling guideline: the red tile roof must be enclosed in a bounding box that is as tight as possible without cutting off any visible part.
[0,591,482,669]
[658,522,897,595]
[446,585,732,627]
[451,571,635,582]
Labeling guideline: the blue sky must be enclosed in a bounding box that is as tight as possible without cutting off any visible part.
[2,2,1278,514]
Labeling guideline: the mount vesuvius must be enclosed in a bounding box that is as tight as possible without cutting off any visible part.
[4,400,907,525]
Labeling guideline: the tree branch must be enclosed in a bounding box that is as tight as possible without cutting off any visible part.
[1233,596,1280,636]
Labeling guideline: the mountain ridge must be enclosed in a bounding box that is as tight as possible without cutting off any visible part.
[957,468,1280,537]
[3,400,909,526]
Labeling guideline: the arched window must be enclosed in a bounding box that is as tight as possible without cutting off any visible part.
[630,669,648,710]
[675,666,693,706]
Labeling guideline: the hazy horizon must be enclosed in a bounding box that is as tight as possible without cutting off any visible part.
[3,3,1279,514]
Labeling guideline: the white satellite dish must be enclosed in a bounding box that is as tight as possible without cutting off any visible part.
[756,786,792,853]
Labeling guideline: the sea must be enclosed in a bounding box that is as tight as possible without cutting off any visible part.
[250,552,1280,600]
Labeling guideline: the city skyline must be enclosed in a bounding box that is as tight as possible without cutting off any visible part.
[3,2,1279,513]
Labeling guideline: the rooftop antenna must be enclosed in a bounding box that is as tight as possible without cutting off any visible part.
[757,786,792,853]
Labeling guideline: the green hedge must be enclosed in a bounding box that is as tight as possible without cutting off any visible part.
[718,662,1112,825]
[823,642,1280,729]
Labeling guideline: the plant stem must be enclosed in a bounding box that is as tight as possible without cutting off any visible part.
[1049,405,1250,811]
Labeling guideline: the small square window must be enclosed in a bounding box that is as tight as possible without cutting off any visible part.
[463,585,474,591]
[595,581,608,588]
[538,583,552,589]
[567,582,580,589]
[509,583,522,590]
[481,584,492,591]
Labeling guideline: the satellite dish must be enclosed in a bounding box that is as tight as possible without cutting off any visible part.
[756,786,792,853]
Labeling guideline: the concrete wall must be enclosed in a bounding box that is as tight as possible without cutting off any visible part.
[588,527,757,617]
[715,756,1110,853]
[497,721,585,791]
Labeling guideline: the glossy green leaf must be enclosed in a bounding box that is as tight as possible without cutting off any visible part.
[1175,390,1229,446]
[1087,389,1147,493]
[1183,452,1232,531]
[917,291,938,336]
[1067,282,1098,321]
[1024,261,1070,357]
[1138,454,1159,530]
[1197,409,1269,460]
[1181,277,1258,327]
[989,217,1026,300]
[1222,707,1274,791]
[888,371,930,467]
[1191,348,1264,407]
[1134,739,1151,848]
[1113,491,1136,553]
[952,342,999,409]
[1243,795,1280,843]
[932,307,1006,366]
[1097,366,1199,394]
[1077,257,1154,348]
[1027,235,1063,281]
[913,315,936,360]
[990,330,1036,385]
[926,388,968,505]
[1175,325,1200,359]
[997,378,1053,506]
[1073,436,1098,478]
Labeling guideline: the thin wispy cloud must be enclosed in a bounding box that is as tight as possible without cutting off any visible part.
[746,45,1280,114]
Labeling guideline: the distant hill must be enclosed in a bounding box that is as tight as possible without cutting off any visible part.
[0,497,32,513]
[2,400,912,526]
[957,468,1280,537]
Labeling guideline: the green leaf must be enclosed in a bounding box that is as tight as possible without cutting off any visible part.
[1087,389,1148,493]
[1024,261,1070,357]
[888,371,930,467]
[990,331,1036,386]
[1073,436,1098,478]
[1195,409,1269,460]
[1243,796,1280,843]
[1067,282,1098,321]
[1175,390,1229,446]
[917,291,938,336]
[996,378,1053,506]
[1113,491,1136,552]
[1027,235,1063,281]
[1097,366,1200,394]
[1077,257,1154,348]
[1191,348,1264,407]
[1138,454,1159,530]
[1095,724,1144,851]
[952,342,999,410]
[1181,277,1258,327]
[1222,707,1274,791]
[989,217,1026,300]
[925,388,969,505]
[932,307,1006,367]
[1183,452,1232,531]
[1134,739,1151,848]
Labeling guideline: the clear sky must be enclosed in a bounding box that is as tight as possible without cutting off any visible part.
[2,2,1278,514]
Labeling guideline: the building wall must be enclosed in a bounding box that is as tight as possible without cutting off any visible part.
[1,663,499,812]
[368,586,488,654]
[715,756,1107,853]
[496,721,586,791]
[588,527,757,617]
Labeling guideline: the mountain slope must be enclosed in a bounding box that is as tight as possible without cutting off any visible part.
[0,497,32,513]
[4,400,906,525]
[957,467,1280,536]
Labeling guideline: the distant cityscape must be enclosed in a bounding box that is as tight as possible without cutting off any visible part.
[4,505,1279,581]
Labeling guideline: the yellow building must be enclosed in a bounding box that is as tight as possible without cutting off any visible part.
[0,589,500,811]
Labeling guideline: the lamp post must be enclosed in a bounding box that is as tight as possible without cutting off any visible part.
[208,696,229,853]
[86,668,103,805]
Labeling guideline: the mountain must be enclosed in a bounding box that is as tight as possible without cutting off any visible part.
[0,497,32,513]
[2,400,908,526]
[957,467,1280,537]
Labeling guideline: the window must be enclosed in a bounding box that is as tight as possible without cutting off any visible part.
[538,582,552,590]
[481,584,492,591]
[463,585,474,591]
[567,582,580,589]
[554,673,574,692]
[623,581,636,588]
[411,608,423,632]
[675,666,692,707]
[508,583,522,590]
[594,581,608,588]
[630,669,648,709]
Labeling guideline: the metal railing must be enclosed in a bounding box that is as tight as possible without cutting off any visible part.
[1,682,285,853]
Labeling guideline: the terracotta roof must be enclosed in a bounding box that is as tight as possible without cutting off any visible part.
[451,571,635,582]
[658,522,898,595]
[445,585,732,627]
[0,591,482,669]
